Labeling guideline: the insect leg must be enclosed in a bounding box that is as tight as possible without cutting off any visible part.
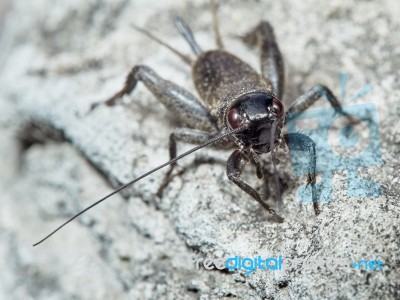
[158,128,219,196]
[286,84,355,121]
[174,17,203,55]
[283,133,321,215]
[169,128,220,163]
[249,149,264,179]
[226,149,284,222]
[239,21,284,98]
[93,65,217,132]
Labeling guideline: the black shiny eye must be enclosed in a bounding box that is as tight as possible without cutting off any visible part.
[227,108,242,129]
[271,98,284,117]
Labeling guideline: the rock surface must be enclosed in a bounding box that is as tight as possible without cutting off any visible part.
[0,0,399,299]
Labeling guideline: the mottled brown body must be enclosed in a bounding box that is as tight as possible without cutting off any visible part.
[192,50,272,127]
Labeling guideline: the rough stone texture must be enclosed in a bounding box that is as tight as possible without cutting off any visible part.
[0,0,399,299]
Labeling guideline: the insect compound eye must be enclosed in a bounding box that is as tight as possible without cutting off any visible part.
[227,108,242,129]
[271,98,284,117]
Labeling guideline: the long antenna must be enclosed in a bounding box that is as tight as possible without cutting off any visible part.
[131,24,192,65]
[33,125,248,246]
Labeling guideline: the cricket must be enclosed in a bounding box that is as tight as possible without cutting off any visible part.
[33,0,356,247]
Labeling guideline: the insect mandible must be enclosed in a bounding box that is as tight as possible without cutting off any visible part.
[34,1,355,246]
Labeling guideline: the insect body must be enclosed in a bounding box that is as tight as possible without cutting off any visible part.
[34,2,354,246]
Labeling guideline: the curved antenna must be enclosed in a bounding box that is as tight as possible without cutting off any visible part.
[131,24,192,65]
[33,125,248,247]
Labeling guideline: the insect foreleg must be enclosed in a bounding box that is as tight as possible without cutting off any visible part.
[226,149,284,222]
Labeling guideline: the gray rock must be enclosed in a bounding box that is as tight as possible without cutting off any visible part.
[0,0,399,299]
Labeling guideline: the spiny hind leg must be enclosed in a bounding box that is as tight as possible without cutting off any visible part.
[91,65,219,196]
[240,21,284,98]
[92,65,217,133]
